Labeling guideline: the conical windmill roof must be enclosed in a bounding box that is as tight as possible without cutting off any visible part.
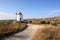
[16,12,22,15]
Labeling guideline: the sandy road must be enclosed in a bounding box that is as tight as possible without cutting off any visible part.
[1,24,44,40]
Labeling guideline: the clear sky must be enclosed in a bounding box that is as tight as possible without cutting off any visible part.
[0,0,60,20]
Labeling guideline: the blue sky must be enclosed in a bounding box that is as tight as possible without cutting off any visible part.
[0,0,60,20]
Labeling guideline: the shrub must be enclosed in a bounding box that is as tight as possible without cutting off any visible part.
[29,21,32,23]
[40,21,46,24]
[50,22,57,26]
[47,21,50,24]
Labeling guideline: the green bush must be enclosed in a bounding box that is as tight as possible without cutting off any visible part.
[29,21,32,23]
[51,22,57,26]
[40,21,47,24]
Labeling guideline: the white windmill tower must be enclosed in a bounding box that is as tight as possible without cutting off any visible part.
[16,12,23,21]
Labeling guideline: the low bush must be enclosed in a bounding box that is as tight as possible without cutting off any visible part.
[50,22,57,26]
[40,21,46,24]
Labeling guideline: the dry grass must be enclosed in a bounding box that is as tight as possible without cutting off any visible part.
[32,26,60,40]
[28,16,60,26]
[0,21,27,35]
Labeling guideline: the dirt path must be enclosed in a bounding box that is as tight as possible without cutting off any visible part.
[1,24,44,40]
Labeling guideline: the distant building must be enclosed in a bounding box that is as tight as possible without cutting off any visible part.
[16,12,23,21]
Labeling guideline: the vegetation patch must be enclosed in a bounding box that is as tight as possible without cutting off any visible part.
[0,21,27,35]
[28,16,60,27]
[32,26,60,40]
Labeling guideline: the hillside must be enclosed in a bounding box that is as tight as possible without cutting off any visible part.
[28,16,60,26]
[0,21,27,35]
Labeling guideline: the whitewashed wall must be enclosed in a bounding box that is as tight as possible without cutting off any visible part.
[17,15,23,21]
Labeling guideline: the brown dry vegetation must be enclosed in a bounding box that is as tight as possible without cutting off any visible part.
[0,21,27,35]
[32,25,60,40]
[28,16,60,27]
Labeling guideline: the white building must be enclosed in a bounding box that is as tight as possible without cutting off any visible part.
[16,12,23,21]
